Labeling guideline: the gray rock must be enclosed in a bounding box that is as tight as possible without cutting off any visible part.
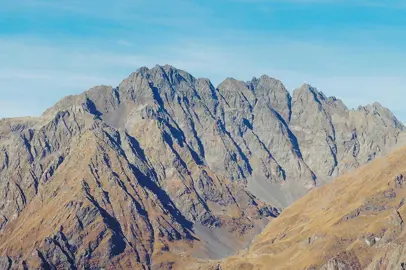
[0,65,403,268]
[321,251,361,270]
[395,174,405,188]
[0,256,12,270]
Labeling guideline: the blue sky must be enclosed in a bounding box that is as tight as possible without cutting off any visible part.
[1,0,406,121]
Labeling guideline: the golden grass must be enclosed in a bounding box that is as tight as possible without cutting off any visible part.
[217,145,406,269]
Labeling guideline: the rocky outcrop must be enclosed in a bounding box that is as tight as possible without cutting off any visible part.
[367,243,406,270]
[0,65,403,269]
[40,66,404,208]
[321,251,361,270]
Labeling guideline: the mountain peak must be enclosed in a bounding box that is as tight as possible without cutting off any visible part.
[218,77,247,90]
[297,83,321,94]
[254,74,280,83]
[293,83,328,103]
[0,64,404,269]
[250,75,285,90]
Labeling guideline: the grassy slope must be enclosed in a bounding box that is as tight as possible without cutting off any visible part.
[215,145,406,269]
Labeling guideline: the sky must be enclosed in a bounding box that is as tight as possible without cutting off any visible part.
[1,0,406,120]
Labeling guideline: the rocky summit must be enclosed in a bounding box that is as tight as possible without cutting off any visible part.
[0,65,403,269]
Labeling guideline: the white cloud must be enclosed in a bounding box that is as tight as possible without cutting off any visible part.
[229,0,405,7]
[1,36,406,122]
[117,40,133,47]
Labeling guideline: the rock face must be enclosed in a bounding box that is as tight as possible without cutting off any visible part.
[0,65,403,269]
[320,251,362,270]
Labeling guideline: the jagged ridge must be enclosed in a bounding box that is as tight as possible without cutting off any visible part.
[0,64,403,269]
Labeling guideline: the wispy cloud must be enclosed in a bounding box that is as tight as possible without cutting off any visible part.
[117,40,133,47]
[1,0,406,121]
[1,36,406,119]
[231,0,406,7]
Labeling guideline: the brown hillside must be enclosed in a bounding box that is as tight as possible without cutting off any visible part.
[216,145,406,269]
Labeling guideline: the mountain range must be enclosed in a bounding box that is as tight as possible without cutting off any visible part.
[0,65,404,270]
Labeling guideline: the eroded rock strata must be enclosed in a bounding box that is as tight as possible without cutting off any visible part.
[0,65,403,269]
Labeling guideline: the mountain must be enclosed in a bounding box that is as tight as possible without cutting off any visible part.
[0,65,403,269]
[213,144,406,270]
